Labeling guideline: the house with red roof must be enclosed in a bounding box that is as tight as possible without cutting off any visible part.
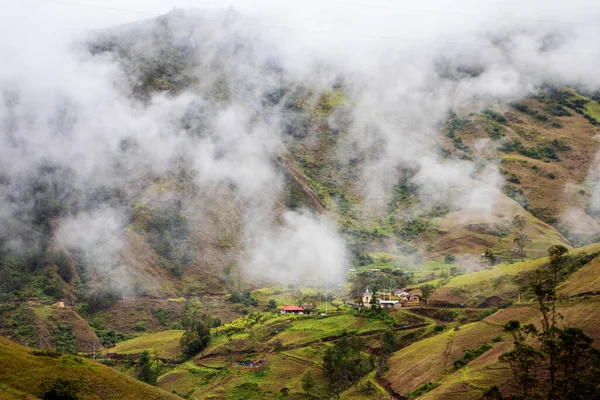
[280,305,305,314]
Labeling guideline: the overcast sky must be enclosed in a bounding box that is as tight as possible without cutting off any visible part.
[4,0,600,40]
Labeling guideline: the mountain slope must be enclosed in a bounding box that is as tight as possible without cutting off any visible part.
[0,336,180,400]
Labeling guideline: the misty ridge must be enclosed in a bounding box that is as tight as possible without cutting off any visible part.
[1,2,600,299]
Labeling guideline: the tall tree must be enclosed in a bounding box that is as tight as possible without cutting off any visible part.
[496,245,600,399]
[323,337,373,397]
[301,370,315,398]
[180,310,212,358]
[512,215,530,260]
[420,284,435,306]
[138,350,159,385]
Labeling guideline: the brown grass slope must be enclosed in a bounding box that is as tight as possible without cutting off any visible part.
[558,254,600,297]
[430,242,600,306]
[385,297,600,399]
[0,336,180,400]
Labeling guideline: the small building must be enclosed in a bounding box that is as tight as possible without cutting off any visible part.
[280,305,304,314]
[409,294,420,303]
[394,290,410,298]
[378,300,399,309]
[362,288,373,306]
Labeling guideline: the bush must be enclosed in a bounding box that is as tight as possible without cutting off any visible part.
[445,113,471,138]
[133,323,148,332]
[52,324,77,354]
[227,290,259,307]
[483,109,508,124]
[86,288,120,313]
[453,343,492,369]
[39,378,81,400]
[477,308,498,321]
[434,325,445,332]
[152,309,173,326]
[507,174,521,184]
[407,382,440,399]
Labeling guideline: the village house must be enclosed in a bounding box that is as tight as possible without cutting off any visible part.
[280,305,304,315]
[378,300,399,309]
[393,289,410,298]
[392,290,420,306]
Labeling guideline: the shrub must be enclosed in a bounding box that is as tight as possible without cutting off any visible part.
[483,109,508,124]
[152,309,173,326]
[32,349,61,358]
[52,324,77,354]
[39,378,81,400]
[445,113,471,138]
[453,343,492,369]
[228,290,259,307]
[477,308,498,321]
[507,174,521,184]
[407,382,440,399]
[133,323,148,332]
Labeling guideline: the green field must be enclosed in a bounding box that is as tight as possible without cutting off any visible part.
[268,314,389,346]
[107,330,183,360]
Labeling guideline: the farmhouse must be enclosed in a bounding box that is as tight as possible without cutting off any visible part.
[280,305,304,314]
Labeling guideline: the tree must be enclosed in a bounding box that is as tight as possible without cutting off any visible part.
[512,215,530,260]
[444,254,456,264]
[323,337,373,397]
[513,215,527,232]
[180,311,212,358]
[499,321,545,400]
[301,370,315,398]
[493,245,600,399]
[381,330,399,357]
[514,233,531,260]
[138,350,159,385]
[266,299,277,311]
[420,284,435,306]
[369,295,382,313]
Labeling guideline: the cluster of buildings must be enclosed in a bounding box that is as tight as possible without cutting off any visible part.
[278,287,422,315]
[361,288,420,309]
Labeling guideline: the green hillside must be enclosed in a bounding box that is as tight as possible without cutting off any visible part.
[0,337,180,400]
